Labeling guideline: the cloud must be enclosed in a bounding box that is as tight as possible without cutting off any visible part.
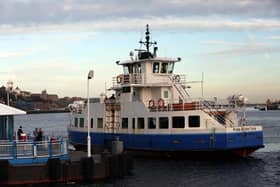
[0,48,39,58]
[267,35,280,40]
[7,58,118,97]
[200,40,245,46]
[204,40,280,56]
[0,0,279,25]
[60,33,97,42]
[0,17,280,35]
[0,0,279,34]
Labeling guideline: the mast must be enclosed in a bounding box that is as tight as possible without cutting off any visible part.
[139,24,157,53]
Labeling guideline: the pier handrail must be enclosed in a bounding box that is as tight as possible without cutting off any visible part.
[0,139,68,162]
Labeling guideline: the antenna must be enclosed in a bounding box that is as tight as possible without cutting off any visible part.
[201,72,204,98]
[139,31,143,50]
[139,24,157,52]
[105,82,107,96]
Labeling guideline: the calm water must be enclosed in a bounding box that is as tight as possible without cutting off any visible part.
[14,110,280,187]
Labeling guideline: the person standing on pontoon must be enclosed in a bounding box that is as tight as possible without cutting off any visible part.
[33,128,38,140]
[36,128,43,142]
[17,126,23,140]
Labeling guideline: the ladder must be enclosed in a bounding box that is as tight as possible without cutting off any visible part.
[168,75,189,101]
[200,100,234,127]
[104,99,121,134]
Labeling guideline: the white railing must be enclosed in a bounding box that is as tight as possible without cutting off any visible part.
[112,74,143,87]
[112,73,187,88]
[145,98,235,111]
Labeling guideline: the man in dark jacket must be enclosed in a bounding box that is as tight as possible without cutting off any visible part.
[17,126,23,139]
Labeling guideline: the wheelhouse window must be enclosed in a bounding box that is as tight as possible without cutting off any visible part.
[159,117,169,129]
[123,66,129,74]
[97,118,103,128]
[153,62,159,73]
[128,65,133,73]
[122,118,128,129]
[168,62,174,74]
[161,63,168,73]
[91,118,94,128]
[148,117,156,129]
[137,117,145,129]
[189,116,200,128]
[137,63,142,74]
[74,118,78,127]
[79,118,84,128]
[172,116,185,128]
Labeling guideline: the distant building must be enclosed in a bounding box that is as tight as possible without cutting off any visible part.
[39,89,58,102]
[20,91,31,97]
[47,94,58,102]
[14,86,21,95]
[30,94,42,101]
[32,102,49,111]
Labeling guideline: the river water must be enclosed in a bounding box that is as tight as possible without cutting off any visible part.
[14,110,280,187]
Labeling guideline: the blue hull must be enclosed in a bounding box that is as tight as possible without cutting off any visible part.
[68,130,264,153]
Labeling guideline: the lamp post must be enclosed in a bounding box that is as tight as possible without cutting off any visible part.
[6,80,13,106]
[87,70,94,157]
[6,81,13,140]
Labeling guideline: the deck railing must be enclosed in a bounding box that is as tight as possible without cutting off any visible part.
[112,73,186,88]
[0,139,68,161]
[146,98,234,112]
[146,98,236,126]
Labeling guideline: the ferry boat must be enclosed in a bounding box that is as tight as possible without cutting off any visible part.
[68,25,264,157]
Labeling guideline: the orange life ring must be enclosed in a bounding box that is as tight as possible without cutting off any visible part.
[158,98,165,108]
[116,75,122,83]
[148,99,155,108]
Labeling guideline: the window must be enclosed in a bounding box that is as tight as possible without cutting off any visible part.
[172,116,185,128]
[80,118,84,128]
[122,118,128,129]
[159,117,169,129]
[137,64,142,73]
[132,118,135,129]
[137,118,145,129]
[168,62,174,74]
[153,62,159,73]
[161,63,168,73]
[123,66,129,74]
[74,118,78,127]
[97,118,103,128]
[128,65,133,73]
[122,87,131,93]
[189,116,200,128]
[0,116,14,140]
[148,117,156,129]
[163,90,169,99]
[91,118,94,128]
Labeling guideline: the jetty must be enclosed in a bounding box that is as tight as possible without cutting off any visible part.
[0,103,133,185]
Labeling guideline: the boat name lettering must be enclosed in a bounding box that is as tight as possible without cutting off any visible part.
[233,127,257,131]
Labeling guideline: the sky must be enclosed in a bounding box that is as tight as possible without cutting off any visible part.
[0,0,279,103]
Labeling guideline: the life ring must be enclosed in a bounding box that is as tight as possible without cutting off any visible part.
[174,75,180,82]
[148,99,155,108]
[158,98,165,108]
[116,75,122,83]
